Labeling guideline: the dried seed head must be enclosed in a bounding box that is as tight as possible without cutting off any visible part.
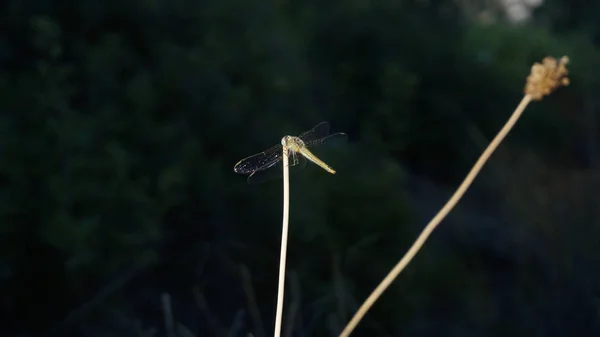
[525,56,570,101]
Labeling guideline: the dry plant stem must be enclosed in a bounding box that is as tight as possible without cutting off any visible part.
[193,287,228,336]
[339,94,534,337]
[274,144,291,337]
[161,293,175,337]
[241,265,267,337]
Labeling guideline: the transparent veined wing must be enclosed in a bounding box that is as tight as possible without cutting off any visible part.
[298,122,330,144]
[298,122,348,148]
[304,132,348,148]
[233,143,283,175]
[246,152,307,184]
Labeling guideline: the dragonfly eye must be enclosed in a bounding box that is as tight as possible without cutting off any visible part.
[281,135,292,146]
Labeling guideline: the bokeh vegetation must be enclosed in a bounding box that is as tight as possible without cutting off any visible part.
[1,0,599,336]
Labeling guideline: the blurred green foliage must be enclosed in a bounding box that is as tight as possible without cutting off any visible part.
[0,0,599,336]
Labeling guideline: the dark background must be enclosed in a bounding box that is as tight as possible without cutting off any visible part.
[1,0,600,336]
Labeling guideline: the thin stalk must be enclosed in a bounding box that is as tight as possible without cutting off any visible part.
[339,94,533,337]
[274,144,291,337]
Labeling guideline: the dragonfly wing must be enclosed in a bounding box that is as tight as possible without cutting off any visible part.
[247,152,307,184]
[246,160,283,184]
[233,143,283,174]
[304,132,348,148]
[298,122,330,143]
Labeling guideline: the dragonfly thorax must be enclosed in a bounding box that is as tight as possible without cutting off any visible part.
[281,136,305,152]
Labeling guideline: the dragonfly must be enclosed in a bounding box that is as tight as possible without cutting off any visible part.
[233,122,347,184]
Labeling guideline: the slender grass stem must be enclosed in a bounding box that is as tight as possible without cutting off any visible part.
[339,56,568,337]
[274,143,291,337]
[339,94,534,337]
